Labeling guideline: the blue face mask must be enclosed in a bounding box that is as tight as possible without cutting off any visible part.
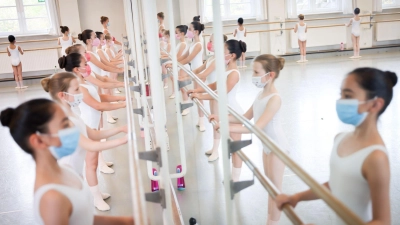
[39,127,80,160]
[336,99,370,126]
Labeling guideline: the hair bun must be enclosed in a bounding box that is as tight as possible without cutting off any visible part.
[0,108,15,127]
[58,56,67,69]
[41,77,51,92]
[238,41,247,53]
[77,33,83,41]
[385,71,398,87]
[278,57,285,70]
[60,26,63,29]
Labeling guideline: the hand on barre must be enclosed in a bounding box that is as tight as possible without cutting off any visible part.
[165,63,172,68]
[186,89,197,95]
[275,194,300,210]
[208,114,219,123]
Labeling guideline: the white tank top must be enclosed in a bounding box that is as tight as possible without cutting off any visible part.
[189,42,203,71]
[58,114,88,176]
[78,82,102,129]
[329,133,387,225]
[33,166,94,225]
[225,69,243,114]
[178,41,189,57]
[297,23,307,41]
[205,57,216,84]
[236,27,246,42]
[97,48,110,77]
[8,45,21,66]
[87,51,102,76]
[60,36,73,56]
[253,93,289,153]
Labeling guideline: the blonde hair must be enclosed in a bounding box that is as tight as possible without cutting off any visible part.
[105,33,112,40]
[41,72,78,101]
[65,44,83,55]
[254,54,285,78]
[163,30,170,37]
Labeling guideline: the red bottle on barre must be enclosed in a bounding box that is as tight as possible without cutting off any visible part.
[176,165,185,191]
[146,82,151,96]
[151,168,159,192]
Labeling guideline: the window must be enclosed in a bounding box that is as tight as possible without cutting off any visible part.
[296,0,342,14]
[0,0,53,37]
[204,0,257,21]
[382,0,400,9]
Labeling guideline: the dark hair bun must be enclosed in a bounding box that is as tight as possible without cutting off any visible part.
[200,24,205,32]
[77,33,83,41]
[238,41,247,53]
[58,56,67,69]
[385,71,398,87]
[0,108,15,127]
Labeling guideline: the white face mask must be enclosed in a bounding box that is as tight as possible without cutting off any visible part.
[64,92,83,107]
[252,72,270,88]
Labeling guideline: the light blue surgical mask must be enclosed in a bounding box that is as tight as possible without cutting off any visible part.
[252,72,270,88]
[336,98,374,126]
[107,22,110,27]
[38,127,80,159]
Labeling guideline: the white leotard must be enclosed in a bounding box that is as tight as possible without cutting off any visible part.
[236,27,246,42]
[60,36,73,56]
[78,81,102,129]
[351,18,361,37]
[58,113,87,176]
[164,41,190,70]
[225,69,243,114]
[297,23,307,41]
[87,51,102,76]
[205,57,216,84]
[189,42,203,71]
[329,133,387,225]
[34,166,94,225]
[253,93,289,154]
[8,45,21,66]
[97,48,110,77]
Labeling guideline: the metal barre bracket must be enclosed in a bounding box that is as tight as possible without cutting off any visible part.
[133,107,144,116]
[125,48,132,54]
[178,79,192,89]
[144,49,148,53]
[128,60,135,68]
[130,85,141,94]
[160,58,170,65]
[228,139,252,157]
[129,76,136,83]
[138,147,162,166]
[145,189,166,208]
[230,179,255,199]
[180,103,193,113]
[123,36,128,39]
[124,41,129,47]
[143,40,147,45]
[128,70,132,77]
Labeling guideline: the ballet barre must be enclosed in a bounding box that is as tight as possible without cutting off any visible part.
[121,36,148,225]
[166,52,366,224]
[0,46,61,54]
[0,37,78,45]
[166,66,304,225]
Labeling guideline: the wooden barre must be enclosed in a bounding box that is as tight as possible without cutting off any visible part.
[0,37,78,45]
[0,46,60,53]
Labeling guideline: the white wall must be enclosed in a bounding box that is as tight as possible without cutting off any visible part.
[155,0,181,29]
[58,0,81,37]
[77,0,126,38]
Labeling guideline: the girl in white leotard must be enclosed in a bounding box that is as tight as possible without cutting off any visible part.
[214,54,288,224]
[294,14,308,63]
[0,100,134,225]
[162,25,189,98]
[101,16,122,52]
[233,17,247,68]
[58,26,76,56]
[6,35,27,89]
[191,34,228,132]
[104,33,124,94]
[41,72,128,177]
[60,50,126,211]
[346,8,362,59]
[167,21,204,116]
[157,12,166,40]
[277,68,395,225]
[189,39,246,163]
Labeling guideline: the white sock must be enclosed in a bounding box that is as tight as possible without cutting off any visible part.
[16,81,20,88]
[89,185,110,211]
[303,55,306,61]
[232,167,242,182]
[19,81,23,87]
[207,139,220,161]
[198,116,204,126]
